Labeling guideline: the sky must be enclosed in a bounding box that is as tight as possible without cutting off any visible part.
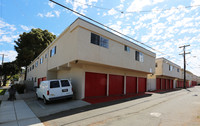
[0,0,200,76]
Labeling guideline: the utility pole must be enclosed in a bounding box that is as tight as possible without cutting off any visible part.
[0,54,7,68]
[179,45,190,89]
[0,54,7,85]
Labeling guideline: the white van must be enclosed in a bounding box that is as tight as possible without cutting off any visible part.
[36,79,73,104]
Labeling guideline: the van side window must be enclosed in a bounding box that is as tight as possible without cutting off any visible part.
[50,81,60,88]
[61,80,70,87]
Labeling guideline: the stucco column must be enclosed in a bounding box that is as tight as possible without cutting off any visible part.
[107,74,109,96]
[124,75,126,95]
[137,77,138,94]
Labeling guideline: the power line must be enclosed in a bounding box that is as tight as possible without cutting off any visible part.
[50,0,167,56]
[71,0,200,13]
[50,0,199,76]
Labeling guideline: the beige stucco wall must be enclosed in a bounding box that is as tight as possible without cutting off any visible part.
[76,21,155,74]
[155,58,181,78]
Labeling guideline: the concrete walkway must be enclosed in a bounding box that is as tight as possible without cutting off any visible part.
[0,88,44,126]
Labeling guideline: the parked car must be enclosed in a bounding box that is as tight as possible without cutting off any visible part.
[36,79,73,104]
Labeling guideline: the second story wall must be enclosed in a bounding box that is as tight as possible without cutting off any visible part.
[75,19,156,74]
[155,58,181,78]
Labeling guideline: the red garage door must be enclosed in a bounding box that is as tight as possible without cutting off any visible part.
[109,75,124,96]
[166,79,170,90]
[186,81,189,88]
[138,77,146,93]
[38,78,42,87]
[162,79,166,90]
[42,77,47,81]
[156,78,161,90]
[170,80,173,89]
[126,76,137,94]
[85,72,107,98]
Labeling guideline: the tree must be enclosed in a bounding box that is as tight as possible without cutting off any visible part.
[14,28,56,80]
[0,61,21,86]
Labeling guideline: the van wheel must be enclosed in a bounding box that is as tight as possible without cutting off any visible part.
[36,93,39,100]
[43,96,48,104]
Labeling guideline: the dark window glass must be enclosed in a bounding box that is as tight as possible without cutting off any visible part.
[135,51,139,61]
[124,45,130,52]
[155,63,157,67]
[91,33,100,45]
[50,50,52,57]
[54,46,56,54]
[61,80,70,87]
[50,81,60,88]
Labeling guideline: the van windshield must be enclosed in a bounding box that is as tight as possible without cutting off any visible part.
[50,81,60,88]
[61,80,70,87]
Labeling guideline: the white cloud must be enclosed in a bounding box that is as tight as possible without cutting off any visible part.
[0,20,18,44]
[120,0,125,3]
[108,8,118,15]
[88,0,98,4]
[54,10,60,17]
[0,35,18,43]
[45,12,55,17]
[38,11,61,18]
[65,0,98,15]
[0,50,17,63]
[191,0,200,6]
[153,0,164,4]
[37,13,44,18]
[126,0,151,12]
[48,1,55,8]
[20,25,32,31]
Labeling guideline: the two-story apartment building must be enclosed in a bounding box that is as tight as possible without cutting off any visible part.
[177,69,194,88]
[191,74,198,87]
[27,18,156,99]
[147,58,181,91]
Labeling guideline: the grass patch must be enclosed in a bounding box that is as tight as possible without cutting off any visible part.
[0,89,6,95]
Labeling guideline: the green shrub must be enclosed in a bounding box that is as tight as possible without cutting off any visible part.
[0,89,6,95]
[13,84,26,94]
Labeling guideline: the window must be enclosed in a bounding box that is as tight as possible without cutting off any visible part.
[135,51,144,62]
[30,67,31,71]
[50,81,60,88]
[35,61,38,67]
[45,53,48,58]
[169,65,173,71]
[61,80,70,87]
[50,46,56,57]
[124,45,130,52]
[32,65,34,70]
[35,77,37,82]
[155,63,158,67]
[177,68,179,72]
[91,33,109,48]
[40,57,43,64]
[27,69,29,73]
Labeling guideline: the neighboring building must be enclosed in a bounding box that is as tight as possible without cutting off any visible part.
[27,18,156,99]
[191,74,198,87]
[177,69,193,88]
[147,58,181,91]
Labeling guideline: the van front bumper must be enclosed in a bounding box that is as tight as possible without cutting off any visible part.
[49,95,73,101]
